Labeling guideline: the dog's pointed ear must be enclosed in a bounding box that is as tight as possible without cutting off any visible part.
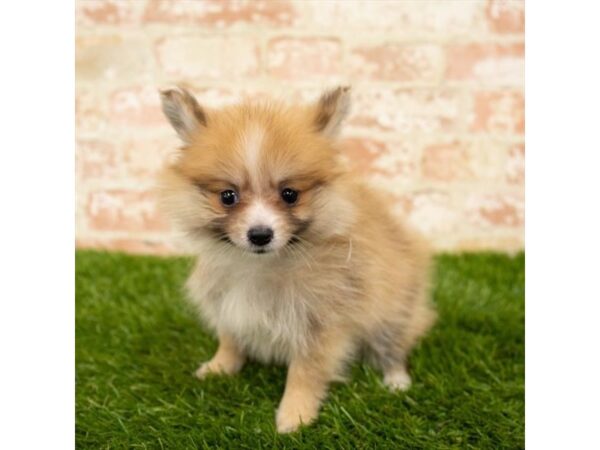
[159,87,207,143]
[313,86,351,138]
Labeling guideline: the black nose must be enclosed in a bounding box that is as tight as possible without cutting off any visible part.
[247,226,274,247]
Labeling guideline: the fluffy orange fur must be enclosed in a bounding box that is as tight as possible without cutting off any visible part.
[157,86,436,433]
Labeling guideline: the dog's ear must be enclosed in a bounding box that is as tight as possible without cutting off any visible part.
[313,86,351,138]
[159,87,207,143]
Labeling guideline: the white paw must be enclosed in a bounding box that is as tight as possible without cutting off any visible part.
[194,362,217,379]
[276,413,301,434]
[276,408,302,434]
[275,405,317,434]
[384,369,412,391]
[194,361,231,379]
[194,356,244,379]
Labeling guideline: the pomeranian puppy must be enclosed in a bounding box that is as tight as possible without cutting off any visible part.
[158,86,435,433]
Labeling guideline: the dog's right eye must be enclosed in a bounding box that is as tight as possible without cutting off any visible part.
[220,190,238,207]
[281,188,299,205]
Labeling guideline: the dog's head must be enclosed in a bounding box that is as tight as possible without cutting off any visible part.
[158,86,354,255]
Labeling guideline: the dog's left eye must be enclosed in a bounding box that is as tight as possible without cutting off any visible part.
[281,188,298,205]
[220,190,239,206]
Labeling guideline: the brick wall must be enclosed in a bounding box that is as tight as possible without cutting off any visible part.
[75,0,525,254]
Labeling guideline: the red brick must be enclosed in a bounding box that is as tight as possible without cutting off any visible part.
[340,137,386,176]
[422,141,472,182]
[156,36,260,79]
[505,143,525,184]
[446,43,524,85]
[349,43,443,82]
[110,85,243,129]
[397,190,462,235]
[86,190,170,232]
[119,137,179,180]
[76,137,177,182]
[76,0,140,26]
[486,0,525,34]
[340,137,418,180]
[467,192,524,228]
[109,86,164,127]
[469,90,524,134]
[76,237,175,255]
[77,139,118,180]
[456,234,524,252]
[76,88,108,134]
[350,88,464,133]
[143,0,296,27]
[299,1,485,34]
[421,140,508,182]
[76,35,154,83]
[182,86,240,108]
[266,37,342,80]
[473,141,514,181]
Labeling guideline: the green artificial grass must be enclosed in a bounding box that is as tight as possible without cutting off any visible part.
[76,250,524,449]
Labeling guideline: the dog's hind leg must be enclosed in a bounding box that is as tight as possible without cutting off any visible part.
[369,300,435,391]
[368,323,413,391]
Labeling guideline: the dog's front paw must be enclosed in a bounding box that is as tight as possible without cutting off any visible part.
[275,401,318,434]
[383,368,412,391]
[194,358,242,379]
[194,361,219,379]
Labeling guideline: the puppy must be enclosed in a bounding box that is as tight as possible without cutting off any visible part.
[157,86,435,433]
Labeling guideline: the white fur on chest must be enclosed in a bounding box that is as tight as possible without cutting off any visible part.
[187,261,313,364]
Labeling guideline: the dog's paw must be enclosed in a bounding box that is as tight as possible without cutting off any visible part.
[194,362,218,379]
[383,368,412,391]
[275,402,318,434]
[275,409,304,434]
[194,359,241,379]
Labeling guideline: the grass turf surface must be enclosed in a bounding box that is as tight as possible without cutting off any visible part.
[76,250,524,449]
